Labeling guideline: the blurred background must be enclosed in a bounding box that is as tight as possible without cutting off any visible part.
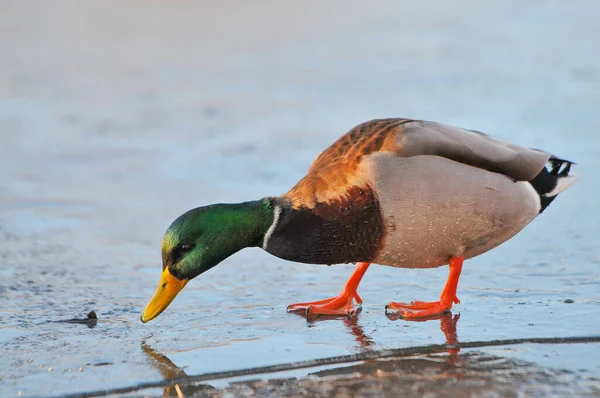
[1,1,599,397]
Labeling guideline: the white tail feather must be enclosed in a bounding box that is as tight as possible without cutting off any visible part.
[545,172,579,197]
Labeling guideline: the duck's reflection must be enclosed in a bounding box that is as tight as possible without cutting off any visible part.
[142,342,187,379]
[292,308,375,349]
[293,308,460,358]
[387,312,461,366]
[141,331,560,398]
[141,311,462,395]
[141,341,214,397]
[342,314,376,349]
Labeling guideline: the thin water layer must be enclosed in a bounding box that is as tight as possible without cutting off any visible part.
[1,1,600,397]
[129,345,600,398]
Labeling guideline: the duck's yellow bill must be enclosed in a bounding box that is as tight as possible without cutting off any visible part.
[141,267,188,323]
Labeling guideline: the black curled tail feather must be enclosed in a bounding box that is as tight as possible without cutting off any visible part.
[528,156,577,213]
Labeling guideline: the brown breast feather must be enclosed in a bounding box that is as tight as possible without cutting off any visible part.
[284,118,411,208]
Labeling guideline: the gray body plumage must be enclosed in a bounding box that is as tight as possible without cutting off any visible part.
[361,120,574,268]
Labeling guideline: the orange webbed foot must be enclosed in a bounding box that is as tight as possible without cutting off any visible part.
[386,256,464,319]
[287,291,362,316]
[385,298,457,318]
[287,262,370,317]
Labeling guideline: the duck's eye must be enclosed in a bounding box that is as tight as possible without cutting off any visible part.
[172,242,196,263]
[179,243,195,252]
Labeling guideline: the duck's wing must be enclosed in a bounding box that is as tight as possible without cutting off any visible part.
[285,118,410,208]
[284,118,554,208]
[396,120,551,182]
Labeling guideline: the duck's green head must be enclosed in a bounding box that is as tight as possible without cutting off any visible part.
[141,199,273,323]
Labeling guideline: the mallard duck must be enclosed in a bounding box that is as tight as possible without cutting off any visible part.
[141,118,577,322]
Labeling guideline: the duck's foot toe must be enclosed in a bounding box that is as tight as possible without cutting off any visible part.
[287,292,361,317]
[385,299,454,319]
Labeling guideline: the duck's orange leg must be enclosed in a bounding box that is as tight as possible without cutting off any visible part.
[386,256,463,319]
[287,262,370,316]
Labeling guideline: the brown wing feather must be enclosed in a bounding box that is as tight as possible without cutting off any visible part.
[285,118,553,209]
[284,118,410,208]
